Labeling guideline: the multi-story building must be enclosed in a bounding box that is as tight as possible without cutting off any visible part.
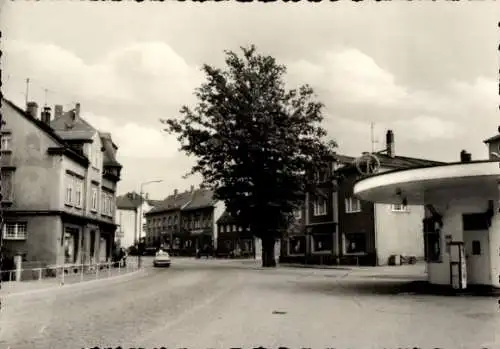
[215,211,255,258]
[336,130,445,266]
[280,130,446,266]
[115,192,161,249]
[279,154,354,265]
[0,98,121,269]
[144,186,224,255]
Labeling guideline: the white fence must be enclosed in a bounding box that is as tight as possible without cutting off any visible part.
[0,258,141,286]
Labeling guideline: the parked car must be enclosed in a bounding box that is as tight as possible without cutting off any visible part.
[153,250,171,268]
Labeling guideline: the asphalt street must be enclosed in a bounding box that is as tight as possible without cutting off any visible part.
[1,258,499,349]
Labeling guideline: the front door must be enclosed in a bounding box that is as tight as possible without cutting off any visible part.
[463,230,491,285]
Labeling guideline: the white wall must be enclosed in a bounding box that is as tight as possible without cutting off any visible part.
[213,201,225,249]
[374,203,425,266]
[426,196,498,287]
[116,208,136,248]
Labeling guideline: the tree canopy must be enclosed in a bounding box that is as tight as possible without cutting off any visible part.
[162,45,336,262]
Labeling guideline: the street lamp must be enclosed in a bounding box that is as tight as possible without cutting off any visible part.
[137,180,164,244]
[136,180,163,268]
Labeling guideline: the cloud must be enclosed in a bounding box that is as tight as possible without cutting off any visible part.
[2,39,203,110]
[81,111,180,159]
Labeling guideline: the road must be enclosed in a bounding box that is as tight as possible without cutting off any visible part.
[1,258,499,349]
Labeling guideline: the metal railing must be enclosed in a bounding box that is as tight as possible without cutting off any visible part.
[0,258,141,287]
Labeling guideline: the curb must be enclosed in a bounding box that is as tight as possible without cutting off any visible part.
[0,268,145,299]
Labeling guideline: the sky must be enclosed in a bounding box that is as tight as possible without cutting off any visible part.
[1,2,499,200]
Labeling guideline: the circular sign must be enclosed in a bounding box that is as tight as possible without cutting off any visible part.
[354,153,381,176]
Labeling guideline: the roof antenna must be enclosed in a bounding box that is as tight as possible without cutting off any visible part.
[370,122,379,153]
[25,78,30,107]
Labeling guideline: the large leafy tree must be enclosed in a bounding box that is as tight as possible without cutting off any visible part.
[162,45,336,267]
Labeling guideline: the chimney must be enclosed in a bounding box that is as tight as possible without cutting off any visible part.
[41,106,52,124]
[75,103,81,118]
[190,185,194,192]
[386,130,395,158]
[54,105,63,119]
[173,189,178,197]
[460,150,471,163]
[26,101,38,119]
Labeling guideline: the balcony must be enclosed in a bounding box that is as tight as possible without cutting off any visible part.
[103,166,121,181]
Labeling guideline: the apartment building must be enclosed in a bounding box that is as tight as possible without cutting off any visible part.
[279,154,354,265]
[144,186,224,256]
[0,98,122,268]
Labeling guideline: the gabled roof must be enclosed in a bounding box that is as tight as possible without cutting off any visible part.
[2,98,89,166]
[116,192,143,210]
[483,134,500,144]
[182,189,215,211]
[116,192,163,210]
[216,210,237,225]
[147,188,216,215]
[337,152,445,174]
[147,190,193,214]
[50,108,97,141]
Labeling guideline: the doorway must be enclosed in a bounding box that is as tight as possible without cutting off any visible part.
[463,230,490,285]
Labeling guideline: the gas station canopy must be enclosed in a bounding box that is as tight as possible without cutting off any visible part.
[353,160,500,206]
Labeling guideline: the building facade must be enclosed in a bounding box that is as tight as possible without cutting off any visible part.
[144,186,224,256]
[280,130,445,266]
[279,154,353,265]
[115,192,161,249]
[0,99,121,270]
[216,211,255,258]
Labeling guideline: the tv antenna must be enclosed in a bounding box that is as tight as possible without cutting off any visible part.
[370,122,379,153]
[25,78,30,106]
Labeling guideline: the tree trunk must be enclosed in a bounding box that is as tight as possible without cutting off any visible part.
[261,236,277,268]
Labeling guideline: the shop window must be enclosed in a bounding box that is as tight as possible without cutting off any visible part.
[312,234,333,252]
[344,233,366,254]
[288,236,306,255]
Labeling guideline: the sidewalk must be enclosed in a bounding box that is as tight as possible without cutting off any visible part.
[0,263,142,297]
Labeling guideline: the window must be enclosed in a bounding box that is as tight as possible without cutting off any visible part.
[1,134,11,151]
[344,233,367,254]
[472,240,481,255]
[294,208,302,220]
[74,178,83,208]
[391,204,409,212]
[312,234,333,252]
[313,196,327,216]
[65,175,73,205]
[288,236,306,255]
[3,222,27,240]
[1,171,14,202]
[424,231,441,262]
[345,197,361,213]
[91,187,98,212]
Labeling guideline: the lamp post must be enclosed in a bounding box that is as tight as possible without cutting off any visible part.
[137,180,163,267]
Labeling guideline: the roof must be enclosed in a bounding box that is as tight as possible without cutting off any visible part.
[50,108,97,141]
[116,192,163,210]
[182,188,215,211]
[337,152,446,174]
[216,210,237,225]
[332,153,356,164]
[99,132,122,167]
[1,98,89,166]
[147,188,216,214]
[483,134,500,144]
